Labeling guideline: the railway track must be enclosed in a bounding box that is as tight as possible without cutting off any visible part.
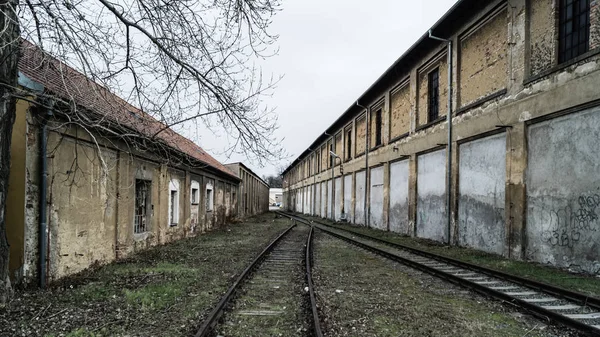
[277,210,600,336]
[194,220,323,337]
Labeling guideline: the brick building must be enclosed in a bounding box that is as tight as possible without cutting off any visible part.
[225,163,270,217]
[282,0,600,274]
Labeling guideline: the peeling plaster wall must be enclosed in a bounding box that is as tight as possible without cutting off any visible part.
[356,115,367,155]
[529,0,556,76]
[304,185,311,215]
[527,106,600,274]
[355,171,366,225]
[417,150,447,242]
[344,174,352,221]
[389,160,410,234]
[315,183,321,216]
[458,133,506,255]
[370,166,385,230]
[335,177,342,220]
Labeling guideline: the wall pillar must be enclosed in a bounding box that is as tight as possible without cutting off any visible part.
[408,154,418,237]
[506,122,527,259]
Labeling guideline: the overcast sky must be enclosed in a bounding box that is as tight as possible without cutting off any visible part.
[202,0,458,177]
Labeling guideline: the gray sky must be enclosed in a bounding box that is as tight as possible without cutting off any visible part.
[203,0,458,177]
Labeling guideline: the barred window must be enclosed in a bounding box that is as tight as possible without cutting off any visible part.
[559,0,590,63]
[428,68,440,122]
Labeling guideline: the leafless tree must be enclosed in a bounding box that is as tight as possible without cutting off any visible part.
[0,0,284,303]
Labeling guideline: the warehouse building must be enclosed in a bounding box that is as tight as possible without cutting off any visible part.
[225,163,270,217]
[6,42,266,286]
[282,0,600,274]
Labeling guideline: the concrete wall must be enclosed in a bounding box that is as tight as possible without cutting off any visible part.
[355,171,366,225]
[320,181,326,217]
[335,177,342,220]
[344,174,353,221]
[304,186,311,215]
[389,160,410,234]
[314,183,321,216]
[417,150,447,242]
[458,133,506,255]
[327,180,333,219]
[527,106,600,274]
[370,166,385,230]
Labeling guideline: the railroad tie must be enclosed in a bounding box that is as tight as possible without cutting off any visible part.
[541,304,581,311]
[565,312,600,320]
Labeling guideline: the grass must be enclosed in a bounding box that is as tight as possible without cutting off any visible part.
[313,231,555,337]
[306,215,600,297]
[2,213,293,337]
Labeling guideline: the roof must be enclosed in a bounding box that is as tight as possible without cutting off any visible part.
[281,0,486,176]
[225,162,269,188]
[18,40,239,181]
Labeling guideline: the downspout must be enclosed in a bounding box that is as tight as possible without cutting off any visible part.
[39,101,53,288]
[428,30,453,245]
[356,101,369,227]
[324,133,334,221]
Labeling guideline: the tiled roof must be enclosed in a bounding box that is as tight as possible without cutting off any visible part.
[18,40,238,181]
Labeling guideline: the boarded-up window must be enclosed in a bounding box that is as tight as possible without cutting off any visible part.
[390,82,411,139]
[370,107,383,147]
[459,8,507,107]
[334,132,342,165]
[356,115,366,155]
[345,126,352,161]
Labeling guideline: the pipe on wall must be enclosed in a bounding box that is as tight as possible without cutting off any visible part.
[428,30,453,245]
[39,101,53,288]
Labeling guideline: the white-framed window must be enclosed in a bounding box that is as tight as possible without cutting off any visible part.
[169,179,180,226]
[191,180,200,204]
[206,182,214,212]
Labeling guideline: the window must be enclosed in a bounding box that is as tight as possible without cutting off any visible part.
[191,187,199,204]
[134,179,151,234]
[428,68,440,122]
[206,184,214,212]
[374,109,382,147]
[329,143,334,168]
[169,179,179,226]
[559,0,590,63]
[345,128,352,161]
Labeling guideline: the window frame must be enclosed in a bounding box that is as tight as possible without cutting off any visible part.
[558,0,590,64]
[427,67,440,123]
[134,179,152,234]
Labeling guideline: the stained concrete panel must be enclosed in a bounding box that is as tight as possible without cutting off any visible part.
[296,189,302,213]
[344,175,352,221]
[355,171,366,225]
[417,150,447,242]
[389,160,410,234]
[335,177,342,221]
[320,182,326,218]
[314,183,321,216]
[304,185,311,215]
[527,106,600,274]
[370,166,385,230]
[327,180,333,220]
[458,133,506,255]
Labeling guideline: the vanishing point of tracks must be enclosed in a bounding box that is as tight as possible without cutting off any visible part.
[278,210,600,336]
[194,220,323,337]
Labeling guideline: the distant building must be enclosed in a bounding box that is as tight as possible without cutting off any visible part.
[282,0,600,274]
[225,163,270,217]
[269,188,283,205]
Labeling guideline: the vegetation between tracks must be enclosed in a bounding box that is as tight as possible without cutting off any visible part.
[305,215,600,298]
[0,213,290,337]
[313,231,563,337]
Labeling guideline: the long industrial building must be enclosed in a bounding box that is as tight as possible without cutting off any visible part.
[282,0,600,274]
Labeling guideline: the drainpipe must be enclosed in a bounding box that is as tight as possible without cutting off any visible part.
[324,133,334,221]
[39,102,53,288]
[428,30,453,245]
[356,101,369,227]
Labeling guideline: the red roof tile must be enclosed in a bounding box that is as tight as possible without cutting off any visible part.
[18,40,238,181]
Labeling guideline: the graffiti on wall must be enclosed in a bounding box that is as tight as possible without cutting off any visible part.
[539,194,600,248]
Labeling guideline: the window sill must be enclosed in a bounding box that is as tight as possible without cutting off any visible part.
[191,203,199,206]
[170,223,178,227]
[415,116,446,132]
[524,48,600,86]
[455,89,507,116]
[389,132,409,143]
[370,144,383,151]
